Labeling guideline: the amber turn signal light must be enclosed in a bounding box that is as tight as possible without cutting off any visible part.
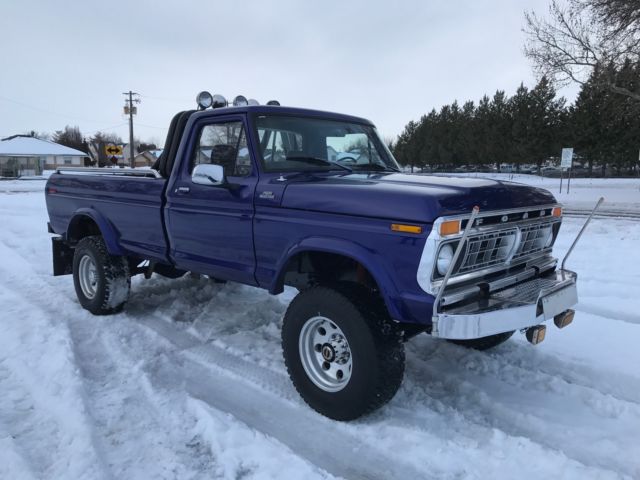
[439,220,461,236]
[552,207,562,217]
[390,224,422,234]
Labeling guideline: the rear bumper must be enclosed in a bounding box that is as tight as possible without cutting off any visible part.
[432,269,577,340]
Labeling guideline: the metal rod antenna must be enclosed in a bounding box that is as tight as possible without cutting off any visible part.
[432,206,480,324]
[561,197,604,270]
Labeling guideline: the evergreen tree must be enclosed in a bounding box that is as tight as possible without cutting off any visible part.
[52,125,87,153]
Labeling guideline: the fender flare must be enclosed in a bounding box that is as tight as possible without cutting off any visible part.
[270,236,403,320]
[67,208,123,256]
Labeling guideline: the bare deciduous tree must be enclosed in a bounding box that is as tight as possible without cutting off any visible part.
[524,0,640,100]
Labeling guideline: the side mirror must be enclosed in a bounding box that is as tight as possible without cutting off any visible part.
[192,163,225,186]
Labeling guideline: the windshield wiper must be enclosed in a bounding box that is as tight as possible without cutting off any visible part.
[285,156,352,172]
[351,163,400,173]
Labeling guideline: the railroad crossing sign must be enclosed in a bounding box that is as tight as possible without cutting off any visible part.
[105,144,123,156]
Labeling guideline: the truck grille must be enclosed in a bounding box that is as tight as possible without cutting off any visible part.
[446,219,558,277]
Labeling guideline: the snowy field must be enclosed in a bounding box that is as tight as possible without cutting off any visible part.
[1,178,639,479]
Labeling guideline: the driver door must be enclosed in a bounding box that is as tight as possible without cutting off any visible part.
[166,115,258,284]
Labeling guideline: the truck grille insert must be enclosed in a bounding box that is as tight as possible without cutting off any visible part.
[513,223,554,259]
[459,230,517,273]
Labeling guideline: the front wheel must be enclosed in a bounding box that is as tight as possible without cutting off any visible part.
[282,284,405,421]
[73,235,130,315]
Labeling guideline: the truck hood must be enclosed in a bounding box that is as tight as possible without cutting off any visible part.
[280,173,557,223]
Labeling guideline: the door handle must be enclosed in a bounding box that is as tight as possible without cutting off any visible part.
[175,186,190,194]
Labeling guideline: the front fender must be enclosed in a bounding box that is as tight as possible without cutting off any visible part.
[271,236,404,321]
[67,208,123,256]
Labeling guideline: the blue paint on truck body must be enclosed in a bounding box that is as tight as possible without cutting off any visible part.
[45,105,557,325]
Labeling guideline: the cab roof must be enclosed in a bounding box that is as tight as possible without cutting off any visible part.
[189,105,375,126]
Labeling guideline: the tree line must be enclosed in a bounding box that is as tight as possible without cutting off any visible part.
[392,64,640,176]
[27,127,158,166]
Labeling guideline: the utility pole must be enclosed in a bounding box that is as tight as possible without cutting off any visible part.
[122,91,140,168]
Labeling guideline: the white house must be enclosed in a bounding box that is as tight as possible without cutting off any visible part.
[0,135,88,177]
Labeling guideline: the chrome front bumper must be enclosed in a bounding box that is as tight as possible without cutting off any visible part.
[431,269,578,340]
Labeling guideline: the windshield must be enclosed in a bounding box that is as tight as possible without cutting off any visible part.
[252,114,400,173]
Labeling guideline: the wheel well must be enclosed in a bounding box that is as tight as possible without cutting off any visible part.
[67,216,101,244]
[281,251,378,293]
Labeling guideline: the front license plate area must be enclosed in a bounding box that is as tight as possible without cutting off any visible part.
[540,284,578,320]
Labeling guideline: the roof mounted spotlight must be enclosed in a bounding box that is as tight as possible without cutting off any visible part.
[266,100,281,106]
[247,98,260,106]
[233,95,248,107]
[211,94,228,108]
[196,91,213,110]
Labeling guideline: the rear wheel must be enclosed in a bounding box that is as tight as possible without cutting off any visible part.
[282,284,405,420]
[73,236,130,315]
[448,330,515,351]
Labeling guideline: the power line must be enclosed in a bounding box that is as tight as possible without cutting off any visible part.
[139,94,191,104]
[136,122,168,131]
[0,94,116,126]
[83,122,129,135]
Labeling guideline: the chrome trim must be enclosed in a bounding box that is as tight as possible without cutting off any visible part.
[436,203,561,224]
[417,204,562,296]
[432,269,578,340]
[56,167,162,179]
[439,255,557,307]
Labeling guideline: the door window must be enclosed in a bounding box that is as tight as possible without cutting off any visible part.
[192,121,252,176]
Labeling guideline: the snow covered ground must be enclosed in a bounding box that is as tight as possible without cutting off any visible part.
[1,179,639,479]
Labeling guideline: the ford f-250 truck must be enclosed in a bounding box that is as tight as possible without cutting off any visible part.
[45,92,591,421]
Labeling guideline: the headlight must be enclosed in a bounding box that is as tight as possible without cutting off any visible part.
[436,244,454,276]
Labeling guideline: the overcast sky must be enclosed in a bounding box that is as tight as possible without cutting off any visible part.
[0,0,578,145]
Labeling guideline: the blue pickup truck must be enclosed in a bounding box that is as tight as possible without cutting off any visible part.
[45,92,582,420]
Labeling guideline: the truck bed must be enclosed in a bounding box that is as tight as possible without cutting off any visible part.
[46,168,169,263]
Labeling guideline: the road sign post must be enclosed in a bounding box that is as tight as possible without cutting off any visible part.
[560,148,573,194]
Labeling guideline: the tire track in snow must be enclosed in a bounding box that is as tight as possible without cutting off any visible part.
[403,341,640,478]
[129,312,435,480]
[2,256,634,479]
[0,241,428,480]
[127,307,628,480]
[0,241,218,479]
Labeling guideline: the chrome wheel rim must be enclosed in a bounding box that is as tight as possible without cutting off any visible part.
[78,255,98,300]
[299,316,353,392]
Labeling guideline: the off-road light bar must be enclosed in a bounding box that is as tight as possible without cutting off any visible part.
[196,91,213,110]
[196,93,279,109]
[211,94,228,108]
[233,95,248,106]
